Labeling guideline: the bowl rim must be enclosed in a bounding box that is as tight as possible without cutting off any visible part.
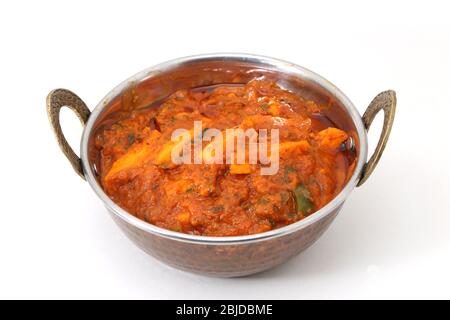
[80,53,368,245]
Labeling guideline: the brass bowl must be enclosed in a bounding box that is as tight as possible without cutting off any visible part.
[47,53,396,277]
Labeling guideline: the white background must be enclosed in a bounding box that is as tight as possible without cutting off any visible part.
[0,0,449,299]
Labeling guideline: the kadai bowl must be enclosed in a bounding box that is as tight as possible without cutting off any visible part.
[47,54,396,277]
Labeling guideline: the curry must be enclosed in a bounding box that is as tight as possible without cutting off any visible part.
[94,79,356,236]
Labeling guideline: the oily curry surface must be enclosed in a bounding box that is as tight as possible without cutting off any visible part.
[95,79,356,236]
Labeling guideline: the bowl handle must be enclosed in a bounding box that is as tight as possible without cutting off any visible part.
[357,90,396,186]
[46,89,91,180]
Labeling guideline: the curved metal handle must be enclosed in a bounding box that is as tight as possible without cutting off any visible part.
[357,90,396,186]
[46,89,91,179]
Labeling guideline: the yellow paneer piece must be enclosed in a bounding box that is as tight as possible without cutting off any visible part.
[316,128,348,150]
[230,164,254,174]
[176,212,191,224]
[104,130,161,182]
[154,141,180,168]
[277,140,310,157]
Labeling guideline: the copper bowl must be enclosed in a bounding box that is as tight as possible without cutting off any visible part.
[47,53,396,277]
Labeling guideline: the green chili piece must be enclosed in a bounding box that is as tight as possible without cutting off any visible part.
[293,184,314,215]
